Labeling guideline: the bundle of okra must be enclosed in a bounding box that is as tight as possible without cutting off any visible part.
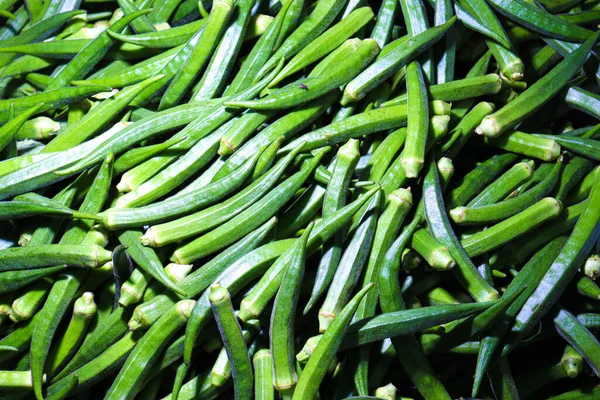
[1,0,600,398]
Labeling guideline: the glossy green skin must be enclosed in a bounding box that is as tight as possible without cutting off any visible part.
[500,199,588,267]
[116,129,222,208]
[50,102,208,179]
[0,201,74,220]
[477,32,600,138]
[112,134,187,175]
[451,159,563,224]
[0,55,55,80]
[282,105,407,152]
[208,286,252,399]
[190,0,254,101]
[145,144,304,247]
[424,160,499,302]
[506,170,600,354]
[555,308,600,376]
[219,111,273,156]
[103,301,194,400]
[555,156,596,202]
[0,265,66,294]
[254,349,274,400]
[455,0,511,49]
[342,18,455,104]
[473,236,568,396]
[46,77,162,153]
[117,0,156,33]
[292,284,374,400]
[225,0,296,95]
[564,86,600,120]
[341,300,496,349]
[487,0,594,42]
[270,224,311,394]
[172,149,327,263]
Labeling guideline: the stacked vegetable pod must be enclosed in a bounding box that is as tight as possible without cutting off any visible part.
[1,0,600,398]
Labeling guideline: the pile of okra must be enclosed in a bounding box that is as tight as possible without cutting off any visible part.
[1,0,600,399]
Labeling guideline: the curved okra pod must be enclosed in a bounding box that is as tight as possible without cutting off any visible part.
[450,158,563,224]
[171,148,328,263]
[342,18,456,105]
[476,32,600,138]
[504,169,600,356]
[102,152,260,229]
[423,158,499,302]
[292,284,374,400]
[460,197,563,257]
[106,18,207,48]
[139,143,301,246]
[226,39,380,110]
[411,229,456,270]
[401,61,429,178]
[305,140,360,314]
[224,0,298,95]
[270,223,312,397]
[189,0,255,101]
[10,277,53,322]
